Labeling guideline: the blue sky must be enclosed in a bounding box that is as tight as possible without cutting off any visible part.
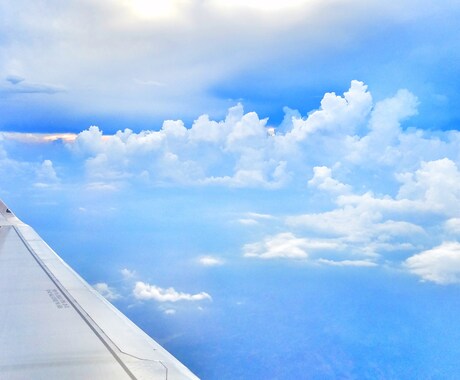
[3,1,460,378]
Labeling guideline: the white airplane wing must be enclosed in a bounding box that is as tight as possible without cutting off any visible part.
[0,201,199,379]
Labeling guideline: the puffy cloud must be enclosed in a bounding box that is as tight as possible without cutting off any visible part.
[405,242,460,284]
[4,79,460,274]
[198,256,225,266]
[93,283,120,301]
[287,200,425,245]
[244,233,307,259]
[308,166,351,194]
[133,282,212,302]
[445,219,460,235]
[64,81,376,188]
[345,89,418,165]
[244,232,340,260]
[286,80,372,141]
[121,268,136,279]
[397,159,460,216]
[34,159,59,188]
[60,80,457,197]
[67,103,290,187]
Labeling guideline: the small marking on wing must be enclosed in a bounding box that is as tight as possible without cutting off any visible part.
[46,288,70,309]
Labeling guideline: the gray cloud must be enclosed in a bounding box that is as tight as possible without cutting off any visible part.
[1,0,457,124]
[1,76,65,95]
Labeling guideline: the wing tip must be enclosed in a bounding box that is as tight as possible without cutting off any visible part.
[0,199,21,224]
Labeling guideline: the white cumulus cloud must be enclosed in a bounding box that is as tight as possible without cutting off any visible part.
[244,232,340,260]
[405,242,460,284]
[308,166,351,194]
[93,283,120,301]
[121,268,136,279]
[133,282,212,302]
[34,159,59,188]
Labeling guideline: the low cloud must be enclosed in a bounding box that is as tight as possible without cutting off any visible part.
[2,80,460,277]
[198,256,225,266]
[93,282,120,301]
[405,242,460,284]
[238,212,275,226]
[34,159,59,188]
[244,232,340,260]
[64,81,373,188]
[318,259,377,267]
[133,282,212,302]
[308,166,351,194]
[121,268,136,279]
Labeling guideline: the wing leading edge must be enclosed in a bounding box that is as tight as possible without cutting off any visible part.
[0,201,199,380]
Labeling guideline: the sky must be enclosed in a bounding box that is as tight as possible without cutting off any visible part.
[2,0,460,379]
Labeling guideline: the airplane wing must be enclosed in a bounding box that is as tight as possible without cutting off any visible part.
[0,201,200,379]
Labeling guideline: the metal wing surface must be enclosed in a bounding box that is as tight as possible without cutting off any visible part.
[0,201,199,380]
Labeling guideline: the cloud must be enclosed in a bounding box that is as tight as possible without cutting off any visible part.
[238,212,275,225]
[346,89,418,164]
[57,80,448,196]
[1,75,65,95]
[308,166,351,194]
[133,282,212,302]
[445,219,460,235]
[1,0,459,135]
[93,282,120,301]
[85,182,120,192]
[121,268,136,279]
[396,158,460,216]
[318,259,377,267]
[198,256,225,266]
[2,132,77,143]
[284,160,460,258]
[67,103,291,188]
[6,75,24,85]
[287,198,425,246]
[63,81,376,188]
[3,79,460,275]
[285,80,373,141]
[243,232,340,260]
[238,218,259,226]
[244,233,308,260]
[34,159,59,188]
[405,242,460,284]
